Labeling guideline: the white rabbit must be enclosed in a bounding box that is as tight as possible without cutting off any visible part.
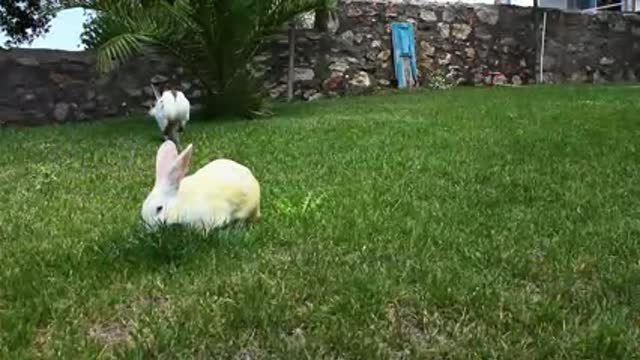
[148,83,190,147]
[141,140,261,231]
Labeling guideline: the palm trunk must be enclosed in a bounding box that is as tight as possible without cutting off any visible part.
[315,8,329,31]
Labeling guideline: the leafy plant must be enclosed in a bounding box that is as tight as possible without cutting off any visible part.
[0,1,57,47]
[423,68,458,91]
[63,0,328,118]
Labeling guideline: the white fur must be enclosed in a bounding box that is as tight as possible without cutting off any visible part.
[141,141,261,231]
[148,85,190,134]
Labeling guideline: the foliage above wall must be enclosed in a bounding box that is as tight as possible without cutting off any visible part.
[0,0,57,47]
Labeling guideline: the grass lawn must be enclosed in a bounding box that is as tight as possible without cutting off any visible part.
[1,85,639,358]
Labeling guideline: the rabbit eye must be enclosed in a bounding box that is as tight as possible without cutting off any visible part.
[156,206,163,214]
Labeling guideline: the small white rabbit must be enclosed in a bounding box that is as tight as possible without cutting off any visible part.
[148,83,190,147]
[141,140,261,231]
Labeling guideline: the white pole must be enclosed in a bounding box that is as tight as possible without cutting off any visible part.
[539,11,547,84]
[580,2,624,13]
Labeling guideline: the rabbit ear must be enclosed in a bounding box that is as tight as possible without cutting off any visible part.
[166,144,193,186]
[155,140,178,185]
[151,84,161,100]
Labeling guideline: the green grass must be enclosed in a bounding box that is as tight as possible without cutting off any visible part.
[1,85,640,359]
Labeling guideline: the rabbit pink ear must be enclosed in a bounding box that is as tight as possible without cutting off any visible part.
[151,84,161,100]
[168,144,193,185]
[155,140,178,184]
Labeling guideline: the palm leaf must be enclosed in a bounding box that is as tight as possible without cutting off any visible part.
[95,33,153,73]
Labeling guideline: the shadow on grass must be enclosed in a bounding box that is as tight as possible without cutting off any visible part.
[95,222,256,271]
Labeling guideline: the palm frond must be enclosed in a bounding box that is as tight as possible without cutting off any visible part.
[95,33,152,73]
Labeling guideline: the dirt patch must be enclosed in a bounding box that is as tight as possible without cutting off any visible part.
[33,327,53,357]
[385,301,488,357]
[88,321,132,346]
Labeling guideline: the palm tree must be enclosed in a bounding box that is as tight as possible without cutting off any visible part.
[60,0,328,117]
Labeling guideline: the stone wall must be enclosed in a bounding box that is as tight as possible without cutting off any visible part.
[0,49,204,126]
[1,1,639,126]
[540,10,640,83]
[259,1,536,101]
[259,0,640,100]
